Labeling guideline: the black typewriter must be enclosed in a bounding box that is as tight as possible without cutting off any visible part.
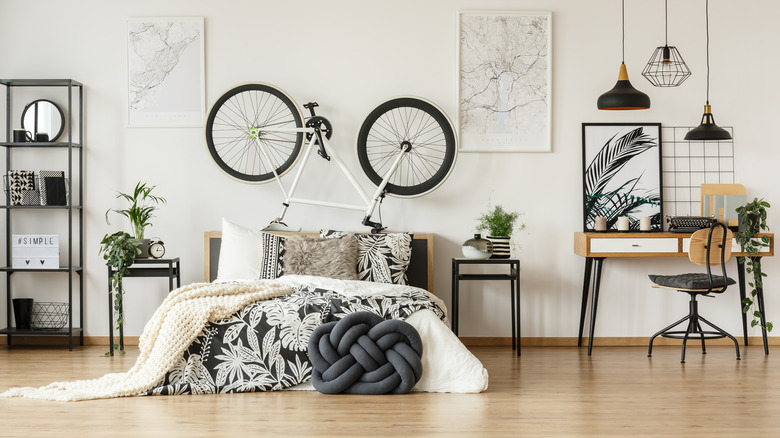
[667,216,716,233]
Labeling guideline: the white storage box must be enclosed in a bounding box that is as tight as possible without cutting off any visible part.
[12,235,60,268]
[12,256,59,269]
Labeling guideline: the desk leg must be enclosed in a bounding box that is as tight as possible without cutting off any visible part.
[514,261,521,357]
[108,267,113,356]
[578,258,594,347]
[737,258,748,346]
[452,260,459,336]
[588,258,605,356]
[755,257,769,355]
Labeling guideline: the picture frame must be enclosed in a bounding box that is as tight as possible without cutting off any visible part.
[127,17,205,127]
[457,11,552,153]
[582,123,663,232]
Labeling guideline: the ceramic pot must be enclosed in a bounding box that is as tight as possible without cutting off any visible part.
[462,234,493,259]
[487,236,511,258]
[135,238,151,258]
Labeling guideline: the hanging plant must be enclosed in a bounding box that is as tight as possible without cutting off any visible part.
[734,198,772,332]
[99,231,142,355]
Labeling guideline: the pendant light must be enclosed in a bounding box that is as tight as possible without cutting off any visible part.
[642,0,691,87]
[684,0,731,141]
[597,0,650,110]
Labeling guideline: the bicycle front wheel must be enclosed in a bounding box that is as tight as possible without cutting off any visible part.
[205,83,304,183]
[357,97,457,197]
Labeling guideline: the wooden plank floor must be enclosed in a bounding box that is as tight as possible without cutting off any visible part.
[1,344,779,437]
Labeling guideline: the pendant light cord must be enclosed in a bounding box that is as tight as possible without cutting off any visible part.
[664,0,668,46]
[706,0,710,104]
[621,0,625,63]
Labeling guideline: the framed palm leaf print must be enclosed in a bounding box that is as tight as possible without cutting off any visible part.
[582,123,663,231]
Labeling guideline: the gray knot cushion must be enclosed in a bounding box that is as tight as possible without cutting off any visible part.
[307,311,423,394]
[649,273,736,290]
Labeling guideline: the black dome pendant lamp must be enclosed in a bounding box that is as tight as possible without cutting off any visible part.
[684,0,731,141]
[597,0,650,110]
[642,0,692,87]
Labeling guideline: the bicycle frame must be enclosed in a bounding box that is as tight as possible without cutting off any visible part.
[253,117,410,233]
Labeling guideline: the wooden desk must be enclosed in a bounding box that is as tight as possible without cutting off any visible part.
[574,232,774,355]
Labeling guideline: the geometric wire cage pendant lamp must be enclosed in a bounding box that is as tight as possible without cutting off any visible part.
[642,0,692,87]
[598,0,651,110]
[684,0,731,141]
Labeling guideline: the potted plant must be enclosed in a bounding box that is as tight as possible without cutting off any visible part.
[99,231,142,354]
[105,182,167,258]
[476,204,524,258]
[734,198,773,333]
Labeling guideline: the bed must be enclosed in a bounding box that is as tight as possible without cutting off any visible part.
[0,222,488,401]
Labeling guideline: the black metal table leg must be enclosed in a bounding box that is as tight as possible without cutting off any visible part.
[452,259,459,335]
[754,257,769,354]
[578,257,594,347]
[108,266,113,356]
[510,270,516,351]
[737,258,748,346]
[588,258,605,356]
[515,261,521,356]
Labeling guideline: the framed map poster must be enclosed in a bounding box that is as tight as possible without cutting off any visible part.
[458,11,552,152]
[127,17,205,127]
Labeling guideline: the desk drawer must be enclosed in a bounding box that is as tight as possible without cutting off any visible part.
[590,238,678,253]
[682,237,771,254]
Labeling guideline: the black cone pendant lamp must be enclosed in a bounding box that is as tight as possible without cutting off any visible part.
[642,0,691,87]
[598,0,650,110]
[684,0,731,141]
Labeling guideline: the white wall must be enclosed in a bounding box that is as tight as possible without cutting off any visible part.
[0,0,778,340]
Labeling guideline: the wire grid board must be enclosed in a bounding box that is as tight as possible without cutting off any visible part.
[661,126,735,217]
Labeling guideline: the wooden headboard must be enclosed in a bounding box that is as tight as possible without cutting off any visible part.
[204,232,434,292]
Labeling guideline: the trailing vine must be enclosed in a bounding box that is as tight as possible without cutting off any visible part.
[734,198,772,332]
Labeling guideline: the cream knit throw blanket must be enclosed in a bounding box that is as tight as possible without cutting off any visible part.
[0,280,292,402]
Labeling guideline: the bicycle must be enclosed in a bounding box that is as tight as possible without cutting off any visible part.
[205,82,457,233]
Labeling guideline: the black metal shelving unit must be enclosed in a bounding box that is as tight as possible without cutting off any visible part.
[0,79,84,350]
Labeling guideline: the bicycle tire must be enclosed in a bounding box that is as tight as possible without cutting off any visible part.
[205,83,304,183]
[357,97,457,197]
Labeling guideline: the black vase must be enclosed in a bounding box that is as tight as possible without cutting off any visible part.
[13,298,34,330]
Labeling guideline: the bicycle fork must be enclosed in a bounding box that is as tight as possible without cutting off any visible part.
[256,122,410,233]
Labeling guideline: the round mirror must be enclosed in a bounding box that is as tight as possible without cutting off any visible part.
[21,99,65,142]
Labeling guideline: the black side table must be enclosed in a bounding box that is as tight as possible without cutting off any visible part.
[107,257,181,355]
[452,257,521,355]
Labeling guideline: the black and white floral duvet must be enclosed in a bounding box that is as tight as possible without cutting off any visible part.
[145,276,447,396]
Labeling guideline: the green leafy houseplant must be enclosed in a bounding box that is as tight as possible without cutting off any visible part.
[734,198,772,332]
[476,204,523,237]
[99,231,141,354]
[105,182,167,240]
[101,182,166,354]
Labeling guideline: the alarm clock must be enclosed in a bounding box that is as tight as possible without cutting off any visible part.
[149,239,166,259]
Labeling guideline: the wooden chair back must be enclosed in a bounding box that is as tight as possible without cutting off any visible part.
[688,225,733,266]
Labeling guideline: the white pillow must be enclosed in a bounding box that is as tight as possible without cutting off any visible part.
[215,218,264,282]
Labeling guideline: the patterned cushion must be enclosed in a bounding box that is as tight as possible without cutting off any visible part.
[321,230,413,285]
[259,232,285,279]
[649,273,736,290]
[283,235,357,280]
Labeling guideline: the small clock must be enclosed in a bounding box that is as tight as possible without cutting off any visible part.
[149,239,166,259]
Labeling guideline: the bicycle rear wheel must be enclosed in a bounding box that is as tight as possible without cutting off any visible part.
[205,83,304,183]
[357,97,457,197]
